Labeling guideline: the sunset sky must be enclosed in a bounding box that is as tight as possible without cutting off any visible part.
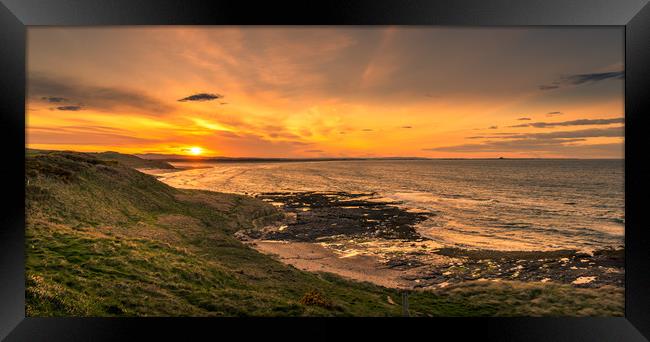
[26,27,624,158]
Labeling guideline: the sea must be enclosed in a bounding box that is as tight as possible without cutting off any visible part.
[155,159,625,253]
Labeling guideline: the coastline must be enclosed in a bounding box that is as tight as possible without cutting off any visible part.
[24,152,625,316]
[142,168,624,291]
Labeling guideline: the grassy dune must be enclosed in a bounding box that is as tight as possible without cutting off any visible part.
[92,151,176,169]
[25,151,623,316]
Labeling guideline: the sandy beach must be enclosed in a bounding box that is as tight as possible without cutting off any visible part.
[246,240,410,288]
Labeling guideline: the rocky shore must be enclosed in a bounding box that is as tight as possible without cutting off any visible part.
[236,191,624,290]
[241,191,430,241]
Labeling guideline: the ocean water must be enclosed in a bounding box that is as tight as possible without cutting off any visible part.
[157,159,624,252]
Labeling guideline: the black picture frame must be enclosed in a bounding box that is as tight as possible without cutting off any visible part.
[1,0,649,340]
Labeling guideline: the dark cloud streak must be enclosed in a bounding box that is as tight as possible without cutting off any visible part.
[56,105,82,111]
[178,93,223,102]
[430,127,623,153]
[509,117,623,128]
[565,71,624,85]
[539,71,623,91]
[41,96,68,103]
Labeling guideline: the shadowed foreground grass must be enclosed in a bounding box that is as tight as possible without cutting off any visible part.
[25,150,623,317]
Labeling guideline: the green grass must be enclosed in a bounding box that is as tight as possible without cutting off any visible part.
[25,150,624,317]
[92,151,176,169]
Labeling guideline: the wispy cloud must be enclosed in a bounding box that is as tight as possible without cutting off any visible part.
[29,125,128,134]
[565,71,624,85]
[428,127,623,153]
[305,149,324,153]
[25,28,624,158]
[178,93,223,102]
[29,73,173,115]
[539,84,560,90]
[539,71,623,91]
[547,111,563,116]
[27,128,160,146]
[55,105,82,111]
[509,117,623,128]
[496,127,621,140]
[41,96,68,103]
[425,140,622,156]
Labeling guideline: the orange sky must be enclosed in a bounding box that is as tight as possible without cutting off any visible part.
[26,27,624,158]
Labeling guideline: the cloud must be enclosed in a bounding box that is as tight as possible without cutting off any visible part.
[539,71,623,91]
[509,117,623,128]
[465,132,521,139]
[488,126,498,129]
[428,127,623,153]
[517,117,531,121]
[495,127,622,140]
[178,93,223,102]
[305,149,324,153]
[565,71,624,85]
[547,111,563,116]
[269,131,301,139]
[41,96,68,103]
[29,73,173,115]
[29,125,128,134]
[56,105,82,111]
[362,128,374,131]
[27,127,160,146]
[401,126,412,129]
[425,140,622,156]
[425,138,584,152]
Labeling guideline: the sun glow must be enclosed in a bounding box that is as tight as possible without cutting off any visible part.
[188,147,203,155]
[25,27,624,159]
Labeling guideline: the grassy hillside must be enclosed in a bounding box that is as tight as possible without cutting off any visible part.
[25,150,623,317]
[27,149,175,170]
[93,151,176,169]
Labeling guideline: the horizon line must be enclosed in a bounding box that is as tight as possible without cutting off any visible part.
[26,148,624,161]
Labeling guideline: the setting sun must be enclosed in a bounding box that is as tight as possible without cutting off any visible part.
[25,27,623,159]
[188,147,203,155]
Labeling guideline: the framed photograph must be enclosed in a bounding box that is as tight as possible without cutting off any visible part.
[1,0,649,340]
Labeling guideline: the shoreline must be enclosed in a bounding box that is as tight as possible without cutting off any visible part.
[243,237,624,290]
[26,151,625,317]
[235,190,624,290]
[140,168,624,291]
